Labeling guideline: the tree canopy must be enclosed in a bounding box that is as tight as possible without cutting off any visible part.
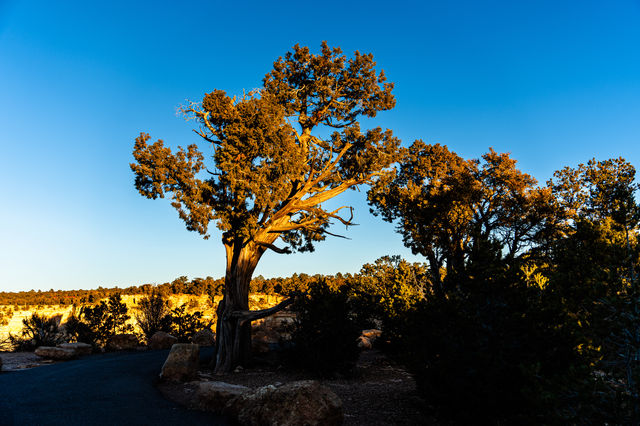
[368,141,557,293]
[131,42,399,254]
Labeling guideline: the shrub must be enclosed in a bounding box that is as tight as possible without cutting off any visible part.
[161,304,206,343]
[9,313,65,351]
[593,290,640,423]
[65,294,134,347]
[288,279,360,377]
[0,335,11,351]
[135,292,170,342]
[389,275,596,424]
[348,256,427,337]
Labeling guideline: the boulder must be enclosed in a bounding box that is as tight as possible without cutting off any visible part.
[35,346,77,360]
[357,329,382,349]
[225,380,343,426]
[106,334,139,351]
[361,329,382,340]
[191,329,215,347]
[356,336,372,349]
[160,343,200,382]
[58,342,93,356]
[190,381,249,412]
[149,331,178,350]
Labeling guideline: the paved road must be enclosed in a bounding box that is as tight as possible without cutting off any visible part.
[0,348,226,425]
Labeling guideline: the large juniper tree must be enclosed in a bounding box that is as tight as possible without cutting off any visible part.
[131,42,399,372]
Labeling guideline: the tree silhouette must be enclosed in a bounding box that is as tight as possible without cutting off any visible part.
[131,42,399,372]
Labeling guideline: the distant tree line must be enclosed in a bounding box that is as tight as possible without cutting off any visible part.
[0,273,345,308]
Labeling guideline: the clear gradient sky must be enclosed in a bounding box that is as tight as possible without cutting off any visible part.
[1,1,639,292]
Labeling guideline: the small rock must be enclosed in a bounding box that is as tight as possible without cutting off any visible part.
[34,346,77,360]
[58,342,92,356]
[160,343,200,382]
[149,331,178,350]
[106,334,139,351]
[357,336,372,349]
[361,329,382,340]
[191,381,249,412]
[225,380,343,426]
[358,329,382,349]
[192,329,215,346]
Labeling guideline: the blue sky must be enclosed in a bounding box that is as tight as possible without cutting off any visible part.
[1,0,639,291]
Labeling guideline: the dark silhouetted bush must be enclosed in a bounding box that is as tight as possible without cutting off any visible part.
[389,273,597,425]
[288,279,360,377]
[135,292,170,342]
[65,294,133,348]
[161,304,206,343]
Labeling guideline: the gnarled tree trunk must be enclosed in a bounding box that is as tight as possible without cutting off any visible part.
[213,237,260,373]
[213,235,294,373]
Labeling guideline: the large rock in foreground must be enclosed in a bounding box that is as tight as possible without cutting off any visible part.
[225,380,343,426]
[160,343,200,382]
[191,381,249,411]
[149,331,178,350]
[58,342,93,355]
[35,346,77,360]
[106,334,139,351]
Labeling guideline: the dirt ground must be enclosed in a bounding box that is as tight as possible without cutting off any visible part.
[0,351,62,371]
[159,349,437,426]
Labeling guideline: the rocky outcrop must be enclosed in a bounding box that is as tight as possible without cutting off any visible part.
[149,331,177,350]
[58,342,92,355]
[190,381,249,411]
[34,346,77,360]
[160,343,200,382]
[106,334,139,351]
[191,329,215,347]
[225,380,343,426]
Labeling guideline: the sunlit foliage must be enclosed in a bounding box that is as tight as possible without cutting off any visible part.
[369,142,557,295]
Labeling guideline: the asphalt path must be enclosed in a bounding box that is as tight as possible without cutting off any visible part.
[0,348,226,425]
